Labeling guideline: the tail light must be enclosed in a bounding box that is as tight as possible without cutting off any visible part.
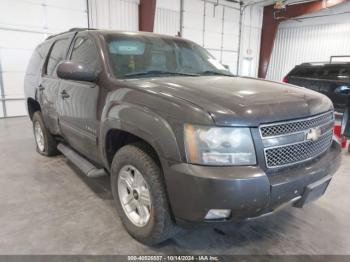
[334,124,348,148]
[282,76,289,83]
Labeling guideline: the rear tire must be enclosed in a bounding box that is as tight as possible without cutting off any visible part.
[32,111,58,156]
[110,142,179,245]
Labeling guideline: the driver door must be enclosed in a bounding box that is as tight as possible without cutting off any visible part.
[58,34,103,163]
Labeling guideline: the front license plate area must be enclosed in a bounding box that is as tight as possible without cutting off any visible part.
[294,175,332,208]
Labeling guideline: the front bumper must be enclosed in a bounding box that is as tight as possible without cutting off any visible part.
[162,140,341,225]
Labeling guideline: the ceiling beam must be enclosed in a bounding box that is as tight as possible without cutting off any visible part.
[139,0,157,32]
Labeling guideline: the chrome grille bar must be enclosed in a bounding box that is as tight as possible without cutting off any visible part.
[259,111,334,169]
[260,111,334,138]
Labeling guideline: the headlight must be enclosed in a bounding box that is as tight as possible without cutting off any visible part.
[184,124,257,166]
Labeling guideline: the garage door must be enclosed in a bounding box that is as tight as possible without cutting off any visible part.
[0,0,88,118]
[182,0,240,73]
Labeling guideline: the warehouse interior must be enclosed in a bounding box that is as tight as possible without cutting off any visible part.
[0,0,350,257]
[1,0,350,117]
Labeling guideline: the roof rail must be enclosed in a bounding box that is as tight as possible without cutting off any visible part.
[300,56,350,66]
[45,28,96,40]
[300,62,327,66]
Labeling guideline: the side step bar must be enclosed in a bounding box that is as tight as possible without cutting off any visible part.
[57,143,107,178]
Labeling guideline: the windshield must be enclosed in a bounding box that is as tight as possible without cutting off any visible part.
[104,34,233,79]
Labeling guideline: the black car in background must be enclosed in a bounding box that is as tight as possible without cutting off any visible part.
[283,62,350,113]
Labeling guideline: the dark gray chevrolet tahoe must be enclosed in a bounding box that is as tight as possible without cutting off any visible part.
[24,28,342,245]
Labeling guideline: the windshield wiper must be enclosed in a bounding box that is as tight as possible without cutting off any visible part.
[124,70,199,78]
[198,70,233,76]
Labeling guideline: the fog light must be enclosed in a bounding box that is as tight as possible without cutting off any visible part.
[205,209,231,220]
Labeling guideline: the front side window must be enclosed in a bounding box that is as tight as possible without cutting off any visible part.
[70,37,100,71]
[104,35,232,79]
[320,66,342,79]
[337,67,350,81]
[46,38,70,76]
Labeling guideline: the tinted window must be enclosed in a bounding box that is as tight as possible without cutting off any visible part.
[26,42,51,76]
[70,37,99,71]
[46,38,70,76]
[290,66,319,78]
[318,66,341,79]
[339,67,350,79]
[24,42,51,94]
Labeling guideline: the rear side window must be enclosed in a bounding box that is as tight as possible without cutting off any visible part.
[318,65,350,81]
[318,66,342,79]
[70,37,100,71]
[290,67,318,78]
[45,38,70,76]
[339,67,350,79]
[26,43,50,76]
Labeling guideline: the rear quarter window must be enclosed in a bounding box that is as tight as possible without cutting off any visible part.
[24,42,52,98]
[25,42,51,76]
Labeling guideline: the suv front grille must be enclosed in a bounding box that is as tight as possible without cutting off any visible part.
[259,111,334,169]
[260,111,334,137]
[265,131,333,168]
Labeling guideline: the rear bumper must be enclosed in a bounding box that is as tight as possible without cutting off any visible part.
[162,140,342,225]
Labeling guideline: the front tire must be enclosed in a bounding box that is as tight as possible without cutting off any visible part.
[32,111,58,156]
[111,142,179,245]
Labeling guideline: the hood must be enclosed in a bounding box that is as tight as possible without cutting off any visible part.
[127,76,333,126]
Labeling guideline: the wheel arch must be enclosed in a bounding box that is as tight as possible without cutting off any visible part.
[27,98,41,120]
[100,104,182,171]
[104,128,162,168]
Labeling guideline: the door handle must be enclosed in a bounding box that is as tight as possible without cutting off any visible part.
[38,85,45,91]
[61,90,70,99]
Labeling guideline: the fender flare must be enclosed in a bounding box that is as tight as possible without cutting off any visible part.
[100,102,182,169]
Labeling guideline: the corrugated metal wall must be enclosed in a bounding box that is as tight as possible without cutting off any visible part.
[154,8,180,37]
[88,0,139,31]
[154,0,180,36]
[154,0,263,76]
[0,0,87,117]
[182,0,241,73]
[267,3,350,81]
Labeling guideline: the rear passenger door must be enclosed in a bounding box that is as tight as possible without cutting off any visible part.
[58,34,102,163]
[40,35,74,134]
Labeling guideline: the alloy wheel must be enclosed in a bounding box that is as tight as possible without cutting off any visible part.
[34,121,45,152]
[117,165,152,227]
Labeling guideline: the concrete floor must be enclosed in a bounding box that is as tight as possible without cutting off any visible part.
[0,117,349,255]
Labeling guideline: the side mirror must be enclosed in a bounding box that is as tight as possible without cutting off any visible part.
[341,108,350,138]
[57,61,99,82]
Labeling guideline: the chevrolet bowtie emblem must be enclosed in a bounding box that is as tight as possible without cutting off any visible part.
[306,127,322,142]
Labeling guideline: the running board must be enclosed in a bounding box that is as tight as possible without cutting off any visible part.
[57,143,107,178]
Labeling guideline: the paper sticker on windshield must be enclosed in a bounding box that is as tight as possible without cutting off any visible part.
[109,40,145,55]
[208,58,226,70]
